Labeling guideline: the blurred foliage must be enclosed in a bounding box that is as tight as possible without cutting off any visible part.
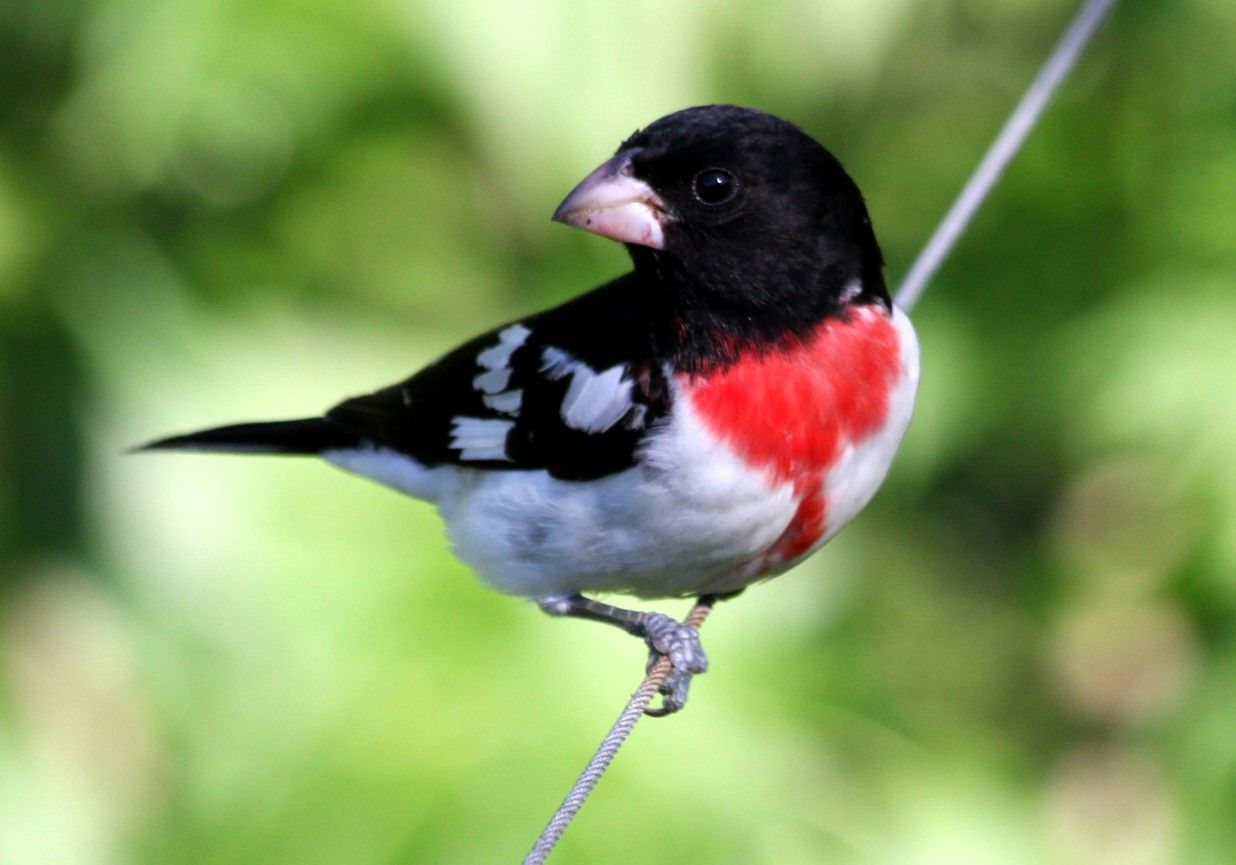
[1,0,1234,863]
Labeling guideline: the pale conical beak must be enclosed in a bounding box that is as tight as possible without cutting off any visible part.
[552,149,669,249]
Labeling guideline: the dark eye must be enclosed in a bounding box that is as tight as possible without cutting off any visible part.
[691,168,738,206]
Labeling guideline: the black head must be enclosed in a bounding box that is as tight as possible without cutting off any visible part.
[554,105,888,346]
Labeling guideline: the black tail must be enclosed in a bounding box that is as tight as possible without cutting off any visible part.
[134,417,361,455]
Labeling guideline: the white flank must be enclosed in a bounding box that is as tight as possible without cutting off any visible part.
[449,417,514,462]
[322,446,459,501]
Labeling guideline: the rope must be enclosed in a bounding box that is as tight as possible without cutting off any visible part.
[522,601,713,865]
[520,1,1119,860]
[895,0,1119,312]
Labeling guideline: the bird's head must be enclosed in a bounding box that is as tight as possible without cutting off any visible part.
[553,105,889,329]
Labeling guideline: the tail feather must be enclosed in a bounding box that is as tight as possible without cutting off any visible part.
[135,417,361,455]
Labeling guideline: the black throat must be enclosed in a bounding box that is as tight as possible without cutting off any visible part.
[629,244,890,373]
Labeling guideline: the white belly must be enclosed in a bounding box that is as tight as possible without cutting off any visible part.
[439,397,799,598]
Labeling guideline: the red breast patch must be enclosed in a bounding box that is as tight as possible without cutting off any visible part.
[685,306,902,569]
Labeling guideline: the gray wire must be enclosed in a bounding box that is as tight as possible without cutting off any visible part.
[520,2,1119,861]
[522,663,668,865]
[894,0,1119,312]
[522,602,712,865]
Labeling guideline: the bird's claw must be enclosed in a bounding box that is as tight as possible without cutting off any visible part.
[641,612,707,716]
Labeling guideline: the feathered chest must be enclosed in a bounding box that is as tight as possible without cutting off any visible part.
[678,304,915,573]
[684,306,902,480]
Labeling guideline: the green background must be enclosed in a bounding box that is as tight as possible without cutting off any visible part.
[2,1,1234,863]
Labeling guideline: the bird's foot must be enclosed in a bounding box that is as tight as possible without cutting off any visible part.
[535,594,713,715]
[640,612,708,716]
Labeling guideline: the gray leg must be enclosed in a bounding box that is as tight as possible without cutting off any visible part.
[537,594,711,715]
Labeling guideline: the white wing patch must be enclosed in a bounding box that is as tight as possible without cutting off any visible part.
[449,417,514,462]
[540,347,635,434]
[539,346,574,379]
[472,324,531,416]
[476,324,531,370]
[472,367,512,394]
[482,389,523,414]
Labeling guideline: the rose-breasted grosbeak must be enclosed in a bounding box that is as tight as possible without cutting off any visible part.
[141,105,920,713]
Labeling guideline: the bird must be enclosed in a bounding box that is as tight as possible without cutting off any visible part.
[139,105,920,714]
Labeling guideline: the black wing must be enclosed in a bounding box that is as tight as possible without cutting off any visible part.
[326,275,673,481]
